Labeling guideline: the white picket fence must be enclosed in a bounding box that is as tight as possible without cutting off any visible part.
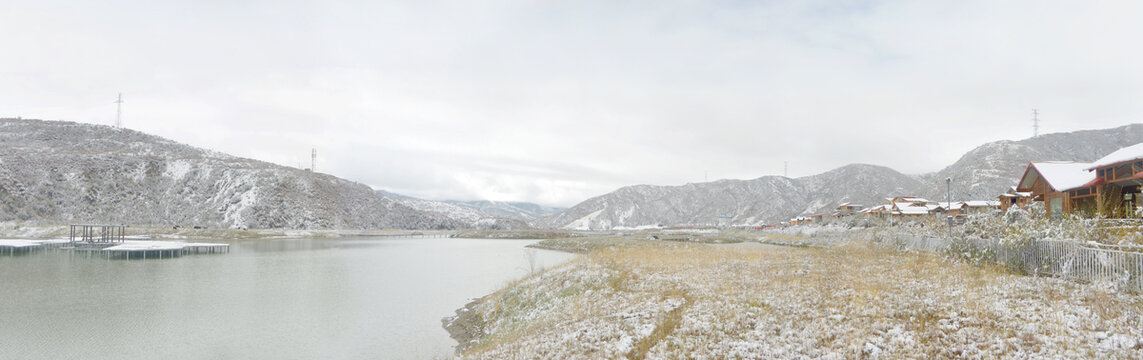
[878,234,1143,292]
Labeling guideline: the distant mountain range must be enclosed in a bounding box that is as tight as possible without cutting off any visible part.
[534,164,920,230]
[443,200,565,221]
[6,118,1139,231]
[0,119,522,230]
[374,190,561,222]
[538,124,1143,230]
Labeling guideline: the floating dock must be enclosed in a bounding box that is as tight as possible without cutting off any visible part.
[1,239,229,259]
[1,224,228,259]
[0,239,70,255]
[102,241,230,259]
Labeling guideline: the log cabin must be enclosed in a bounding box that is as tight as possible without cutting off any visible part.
[1085,143,1143,218]
[1014,161,1096,218]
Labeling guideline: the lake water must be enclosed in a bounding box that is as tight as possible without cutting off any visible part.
[0,237,576,359]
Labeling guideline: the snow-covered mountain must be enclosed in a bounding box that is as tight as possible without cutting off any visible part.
[0,119,518,230]
[916,124,1143,201]
[443,200,565,221]
[536,164,920,230]
[539,124,1143,230]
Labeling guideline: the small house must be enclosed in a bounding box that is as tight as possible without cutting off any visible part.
[835,203,864,216]
[998,187,1033,212]
[1085,143,1143,218]
[1014,161,1096,218]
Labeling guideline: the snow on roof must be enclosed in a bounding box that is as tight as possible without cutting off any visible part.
[1022,162,1096,192]
[1089,142,1143,169]
[894,202,930,215]
[935,202,964,210]
[962,200,995,207]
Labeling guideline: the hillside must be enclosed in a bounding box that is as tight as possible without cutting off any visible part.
[444,200,565,221]
[539,124,1143,230]
[0,119,517,230]
[536,164,920,230]
[917,124,1143,200]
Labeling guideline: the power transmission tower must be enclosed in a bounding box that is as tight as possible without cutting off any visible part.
[1032,109,1039,137]
[784,161,788,177]
[114,93,124,128]
[311,148,317,173]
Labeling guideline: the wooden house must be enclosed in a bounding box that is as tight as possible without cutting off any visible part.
[932,202,965,216]
[835,203,864,216]
[998,187,1033,212]
[1014,161,1096,218]
[861,204,891,218]
[1085,143,1143,218]
[961,200,1000,214]
[892,201,931,217]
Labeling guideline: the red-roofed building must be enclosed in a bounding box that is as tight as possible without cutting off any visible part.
[1086,143,1143,218]
[1015,161,1097,218]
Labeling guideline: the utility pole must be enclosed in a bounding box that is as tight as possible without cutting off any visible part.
[114,93,124,128]
[946,177,952,237]
[1032,109,1039,137]
[311,148,317,173]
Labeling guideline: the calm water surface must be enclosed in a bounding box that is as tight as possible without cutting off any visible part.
[0,237,575,359]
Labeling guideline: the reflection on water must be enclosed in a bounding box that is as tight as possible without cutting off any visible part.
[236,238,397,252]
[0,237,575,360]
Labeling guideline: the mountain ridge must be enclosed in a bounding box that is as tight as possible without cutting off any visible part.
[538,124,1143,229]
[0,118,521,230]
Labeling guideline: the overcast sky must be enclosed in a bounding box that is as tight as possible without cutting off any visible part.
[3,1,1142,207]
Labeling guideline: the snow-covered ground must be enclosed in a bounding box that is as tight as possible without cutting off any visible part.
[452,235,1143,359]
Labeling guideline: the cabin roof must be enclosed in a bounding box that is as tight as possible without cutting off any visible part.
[1088,142,1143,170]
[1018,161,1096,192]
[894,202,930,215]
[936,202,964,210]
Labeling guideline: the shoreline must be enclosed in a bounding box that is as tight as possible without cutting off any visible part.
[442,231,1143,358]
[0,222,465,241]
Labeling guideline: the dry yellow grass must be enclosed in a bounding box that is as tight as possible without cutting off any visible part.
[459,238,1143,359]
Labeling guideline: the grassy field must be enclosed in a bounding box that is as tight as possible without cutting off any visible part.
[452,236,1143,359]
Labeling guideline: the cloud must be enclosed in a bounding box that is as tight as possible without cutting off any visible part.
[2,0,1141,207]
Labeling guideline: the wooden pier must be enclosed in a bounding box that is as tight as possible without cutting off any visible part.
[2,224,229,260]
[102,241,230,259]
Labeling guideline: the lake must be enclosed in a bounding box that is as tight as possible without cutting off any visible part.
[0,237,576,359]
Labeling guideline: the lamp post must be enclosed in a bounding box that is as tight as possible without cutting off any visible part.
[946,177,952,237]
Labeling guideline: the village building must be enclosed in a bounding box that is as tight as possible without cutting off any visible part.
[932,202,965,216]
[961,200,1001,214]
[998,186,1033,212]
[861,204,892,218]
[891,201,931,217]
[835,203,864,216]
[1014,161,1096,218]
[1085,143,1143,218]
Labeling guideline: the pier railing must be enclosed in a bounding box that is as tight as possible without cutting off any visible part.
[69,224,126,244]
